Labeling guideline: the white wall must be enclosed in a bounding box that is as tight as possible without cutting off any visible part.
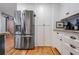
[17,3,79,47]
[52,3,61,29]
[34,4,52,46]
[51,4,60,47]
[17,3,35,12]
[0,12,2,32]
[0,3,17,17]
[17,3,55,46]
[34,4,52,25]
[17,3,53,25]
[0,3,17,33]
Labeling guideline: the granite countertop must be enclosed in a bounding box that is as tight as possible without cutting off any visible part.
[0,32,10,35]
[53,29,79,34]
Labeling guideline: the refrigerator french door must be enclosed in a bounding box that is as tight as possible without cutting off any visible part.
[14,10,35,49]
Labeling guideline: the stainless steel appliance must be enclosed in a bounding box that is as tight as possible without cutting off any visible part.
[14,10,35,49]
[56,21,64,28]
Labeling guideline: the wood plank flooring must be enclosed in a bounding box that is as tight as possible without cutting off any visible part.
[5,34,14,54]
[6,46,60,55]
[5,34,60,55]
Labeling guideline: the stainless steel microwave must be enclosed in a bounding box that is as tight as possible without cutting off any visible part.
[56,21,64,28]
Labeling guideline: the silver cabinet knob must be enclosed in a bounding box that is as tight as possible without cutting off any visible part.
[70,36,76,40]
[70,44,76,49]
[70,52,74,55]
[60,39,62,41]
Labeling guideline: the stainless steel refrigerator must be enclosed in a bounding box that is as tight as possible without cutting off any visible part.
[14,10,35,49]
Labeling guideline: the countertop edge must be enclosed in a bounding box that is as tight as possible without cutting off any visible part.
[0,32,10,35]
[53,29,79,34]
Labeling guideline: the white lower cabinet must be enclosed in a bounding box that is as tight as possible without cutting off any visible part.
[60,42,70,55]
[56,32,79,55]
[64,43,79,55]
[57,42,70,55]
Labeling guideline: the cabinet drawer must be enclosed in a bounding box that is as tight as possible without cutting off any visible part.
[69,49,79,55]
[62,35,79,48]
[61,42,70,55]
[56,41,70,55]
[61,47,70,55]
[57,45,63,55]
[62,42,79,55]
[63,32,79,41]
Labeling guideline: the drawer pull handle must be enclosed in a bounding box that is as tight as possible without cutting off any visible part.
[60,39,62,41]
[70,36,76,40]
[70,44,76,49]
[57,32,59,34]
[70,52,74,55]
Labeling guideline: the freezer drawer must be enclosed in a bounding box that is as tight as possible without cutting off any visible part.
[14,35,21,49]
[14,35,34,49]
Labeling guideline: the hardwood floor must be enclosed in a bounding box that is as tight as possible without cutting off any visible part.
[6,46,60,55]
[5,34,60,55]
[5,34,14,54]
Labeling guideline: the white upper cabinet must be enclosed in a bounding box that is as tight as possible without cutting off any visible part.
[59,3,79,19]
